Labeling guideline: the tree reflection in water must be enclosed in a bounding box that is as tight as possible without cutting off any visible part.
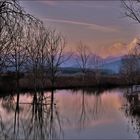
[123,88,140,138]
[72,88,104,131]
[0,90,64,140]
[1,87,139,139]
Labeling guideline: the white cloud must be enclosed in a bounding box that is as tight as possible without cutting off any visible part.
[44,18,119,33]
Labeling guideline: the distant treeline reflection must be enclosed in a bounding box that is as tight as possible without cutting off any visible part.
[0,87,113,140]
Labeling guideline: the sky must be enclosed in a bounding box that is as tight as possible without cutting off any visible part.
[21,1,140,58]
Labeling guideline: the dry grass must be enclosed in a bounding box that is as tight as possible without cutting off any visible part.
[0,74,140,92]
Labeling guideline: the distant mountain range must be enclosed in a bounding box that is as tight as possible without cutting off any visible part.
[61,37,140,74]
[61,55,122,74]
[6,54,138,75]
[98,57,122,74]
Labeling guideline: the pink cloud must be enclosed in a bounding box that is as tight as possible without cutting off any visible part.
[99,37,140,58]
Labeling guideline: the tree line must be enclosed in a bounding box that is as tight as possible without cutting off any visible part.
[0,0,70,91]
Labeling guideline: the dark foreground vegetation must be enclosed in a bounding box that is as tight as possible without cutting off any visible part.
[0,73,140,93]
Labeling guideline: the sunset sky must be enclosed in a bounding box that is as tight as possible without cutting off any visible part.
[21,1,140,58]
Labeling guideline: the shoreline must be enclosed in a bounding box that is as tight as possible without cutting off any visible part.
[0,75,140,93]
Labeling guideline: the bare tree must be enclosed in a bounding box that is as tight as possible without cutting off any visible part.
[76,41,91,81]
[46,30,67,88]
[0,0,41,113]
[25,23,68,91]
[89,54,103,85]
[0,0,37,29]
[120,49,140,85]
[0,0,40,71]
[5,23,29,114]
[7,25,27,88]
[121,0,140,86]
[0,23,12,72]
[25,23,49,91]
[121,0,140,24]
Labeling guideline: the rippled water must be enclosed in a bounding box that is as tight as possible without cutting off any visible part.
[0,88,140,139]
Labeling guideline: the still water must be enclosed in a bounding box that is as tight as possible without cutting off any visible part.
[0,88,140,139]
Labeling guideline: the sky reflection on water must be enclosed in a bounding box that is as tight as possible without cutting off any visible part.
[0,88,139,139]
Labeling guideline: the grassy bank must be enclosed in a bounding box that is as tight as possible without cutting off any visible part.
[0,74,139,93]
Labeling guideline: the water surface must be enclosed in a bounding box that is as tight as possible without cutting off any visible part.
[0,88,139,139]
